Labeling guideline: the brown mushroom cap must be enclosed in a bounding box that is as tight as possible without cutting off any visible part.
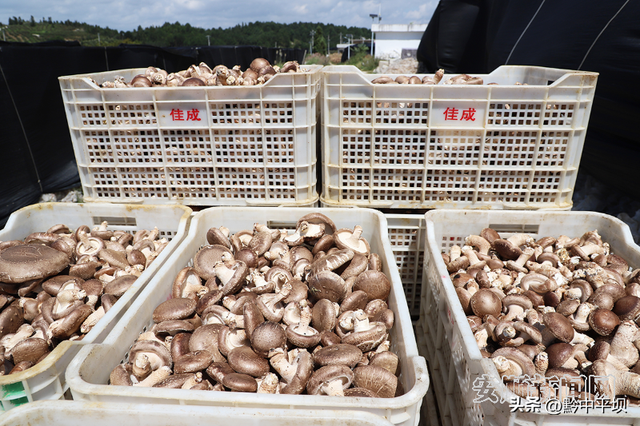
[312,299,338,332]
[174,350,214,374]
[339,253,370,280]
[170,332,192,361]
[352,270,391,301]
[613,295,640,321]
[491,347,536,377]
[344,387,379,398]
[98,249,130,270]
[110,363,133,386]
[206,227,231,248]
[234,248,259,269]
[11,337,50,365]
[313,343,363,368]
[129,339,172,370]
[154,372,200,389]
[353,364,398,398]
[223,372,258,392]
[286,322,321,348]
[555,298,581,316]
[492,239,522,260]
[42,275,84,296]
[0,305,24,338]
[250,321,286,357]
[545,367,584,387]
[296,213,337,236]
[546,342,575,368]
[172,267,203,299]
[543,312,575,343]
[48,304,93,339]
[189,324,224,356]
[588,308,620,336]
[0,244,70,284]
[280,350,315,395]
[340,290,370,314]
[152,319,196,335]
[227,345,270,378]
[152,298,197,323]
[369,351,400,375]
[306,364,354,395]
[104,274,138,297]
[250,57,271,73]
[219,260,249,296]
[248,230,273,257]
[193,245,233,280]
[469,289,502,318]
[307,270,347,303]
[501,294,533,317]
[341,321,387,352]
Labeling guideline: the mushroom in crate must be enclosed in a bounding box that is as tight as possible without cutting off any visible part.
[450,228,640,404]
[109,213,401,397]
[0,222,168,375]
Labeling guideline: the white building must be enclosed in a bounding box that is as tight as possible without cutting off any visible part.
[372,23,428,60]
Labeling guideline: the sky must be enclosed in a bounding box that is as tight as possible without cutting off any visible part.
[1,0,438,32]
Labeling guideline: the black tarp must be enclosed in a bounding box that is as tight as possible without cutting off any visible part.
[0,42,305,228]
[417,0,640,200]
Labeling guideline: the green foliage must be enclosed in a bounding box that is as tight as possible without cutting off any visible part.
[304,53,331,66]
[1,17,369,49]
[3,16,121,44]
[313,25,326,55]
[344,44,379,72]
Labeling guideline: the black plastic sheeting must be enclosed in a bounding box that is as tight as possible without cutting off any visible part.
[0,42,305,228]
[418,0,640,200]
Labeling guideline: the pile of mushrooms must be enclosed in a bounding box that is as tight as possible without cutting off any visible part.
[372,70,485,85]
[109,212,401,398]
[96,58,304,88]
[448,228,640,403]
[0,222,168,375]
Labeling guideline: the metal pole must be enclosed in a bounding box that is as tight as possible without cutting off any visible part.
[369,14,378,56]
[206,35,211,46]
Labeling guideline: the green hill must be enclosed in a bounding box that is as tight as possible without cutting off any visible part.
[1,16,369,50]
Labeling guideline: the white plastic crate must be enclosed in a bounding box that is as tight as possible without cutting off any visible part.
[418,209,640,425]
[58,66,322,206]
[66,207,429,426]
[321,65,598,210]
[0,202,191,412]
[0,400,397,426]
[385,213,426,320]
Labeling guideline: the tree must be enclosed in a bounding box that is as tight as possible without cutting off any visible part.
[313,25,326,56]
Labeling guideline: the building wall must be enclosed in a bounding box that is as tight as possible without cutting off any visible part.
[372,24,427,59]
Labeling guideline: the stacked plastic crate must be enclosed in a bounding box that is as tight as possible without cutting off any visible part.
[1,65,323,411]
[58,66,323,206]
[320,65,607,425]
[42,64,429,426]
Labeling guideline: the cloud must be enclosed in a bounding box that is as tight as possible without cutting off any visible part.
[2,0,436,31]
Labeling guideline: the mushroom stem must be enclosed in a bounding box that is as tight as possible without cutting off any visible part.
[134,365,172,387]
[353,310,370,333]
[80,306,105,334]
[609,320,640,368]
[321,379,346,396]
[269,348,297,383]
[257,372,280,394]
